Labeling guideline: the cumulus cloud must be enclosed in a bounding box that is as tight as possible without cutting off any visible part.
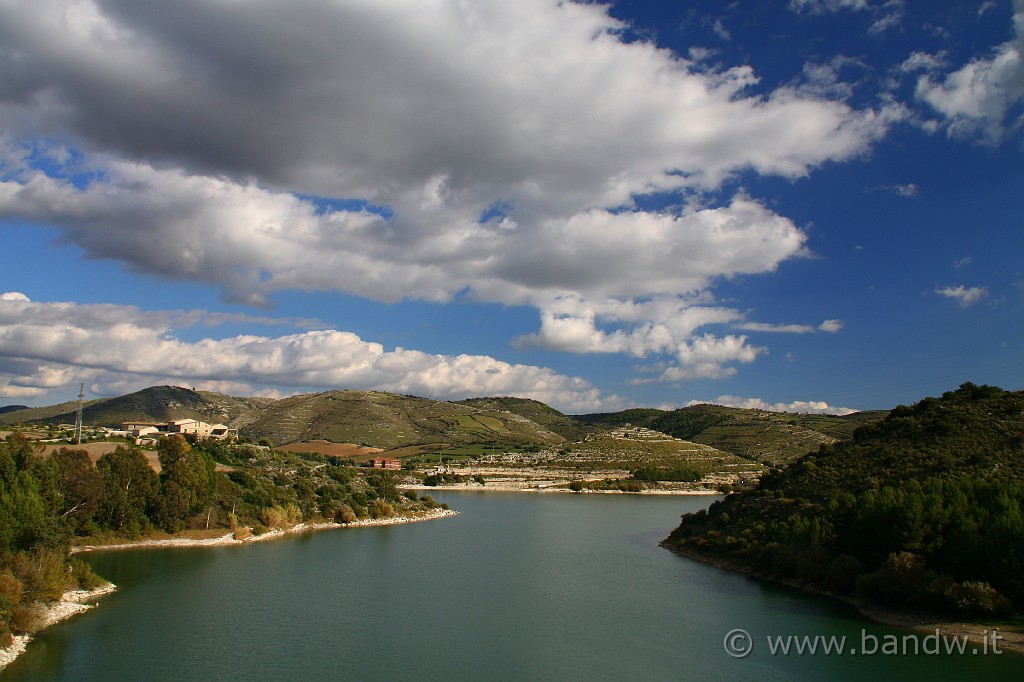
[0,0,902,385]
[687,394,858,415]
[0,296,620,412]
[935,284,989,307]
[916,0,1024,141]
[0,292,30,302]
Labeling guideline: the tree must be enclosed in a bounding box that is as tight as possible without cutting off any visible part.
[52,448,102,532]
[96,446,158,534]
[155,437,216,531]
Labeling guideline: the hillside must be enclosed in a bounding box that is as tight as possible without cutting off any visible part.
[2,385,883,466]
[239,390,566,449]
[577,404,886,467]
[456,397,595,441]
[0,386,271,429]
[664,383,1024,619]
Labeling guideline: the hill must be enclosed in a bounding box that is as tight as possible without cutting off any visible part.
[456,397,595,441]
[577,404,886,467]
[664,383,1024,619]
[238,390,566,450]
[0,385,271,429]
[1,386,883,466]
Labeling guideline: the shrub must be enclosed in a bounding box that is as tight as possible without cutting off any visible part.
[335,504,357,524]
[10,601,46,635]
[68,557,105,591]
[940,581,1014,618]
[369,499,395,519]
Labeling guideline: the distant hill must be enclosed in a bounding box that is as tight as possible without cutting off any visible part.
[0,385,271,429]
[1,385,882,462]
[228,390,567,449]
[0,405,28,415]
[665,383,1024,619]
[457,396,595,441]
[577,404,886,467]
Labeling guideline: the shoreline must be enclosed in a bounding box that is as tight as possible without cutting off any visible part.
[71,507,459,554]
[662,541,1024,654]
[0,583,117,672]
[402,483,722,495]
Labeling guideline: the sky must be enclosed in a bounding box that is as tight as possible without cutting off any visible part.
[1,0,1022,415]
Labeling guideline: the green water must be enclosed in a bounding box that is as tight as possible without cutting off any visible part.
[2,493,1020,681]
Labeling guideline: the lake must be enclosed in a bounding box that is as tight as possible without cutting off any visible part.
[2,492,1020,681]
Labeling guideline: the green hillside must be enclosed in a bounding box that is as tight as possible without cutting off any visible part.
[0,386,271,428]
[240,390,565,449]
[665,383,1024,619]
[457,397,595,441]
[576,404,886,467]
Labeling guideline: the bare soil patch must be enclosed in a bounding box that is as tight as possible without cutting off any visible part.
[279,440,383,461]
[34,442,235,474]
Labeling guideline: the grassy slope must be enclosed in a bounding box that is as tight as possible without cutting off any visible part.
[458,397,596,441]
[242,391,566,449]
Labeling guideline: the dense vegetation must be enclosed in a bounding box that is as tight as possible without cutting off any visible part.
[666,384,1024,619]
[0,434,444,647]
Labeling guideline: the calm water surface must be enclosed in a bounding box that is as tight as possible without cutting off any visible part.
[2,492,1020,681]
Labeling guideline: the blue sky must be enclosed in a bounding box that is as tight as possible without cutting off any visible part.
[1,0,1022,415]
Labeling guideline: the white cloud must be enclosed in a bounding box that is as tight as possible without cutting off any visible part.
[935,284,989,307]
[869,2,906,35]
[901,51,947,73]
[656,334,765,382]
[916,0,1024,141]
[687,394,858,415]
[0,0,900,385]
[0,296,621,413]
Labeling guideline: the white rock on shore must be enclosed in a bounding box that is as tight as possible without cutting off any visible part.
[71,507,459,554]
[0,583,117,672]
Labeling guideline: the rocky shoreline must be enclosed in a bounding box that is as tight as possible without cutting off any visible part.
[402,482,722,494]
[0,583,118,672]
[70,507,459,554]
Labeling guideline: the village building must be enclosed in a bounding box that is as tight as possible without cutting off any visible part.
[122,419,238,443]
[366,457,402,470]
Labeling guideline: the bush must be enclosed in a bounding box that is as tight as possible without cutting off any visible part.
[11,548,67,602]
[939,581,1014,618]
[68,557,105,591]
[335,504,357,524]
[856,552,928,605]
[369,499,395,519]
[10,601,46,635]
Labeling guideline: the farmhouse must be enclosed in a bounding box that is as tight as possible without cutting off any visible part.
[367,457,402,470]
[123,419,238,442]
